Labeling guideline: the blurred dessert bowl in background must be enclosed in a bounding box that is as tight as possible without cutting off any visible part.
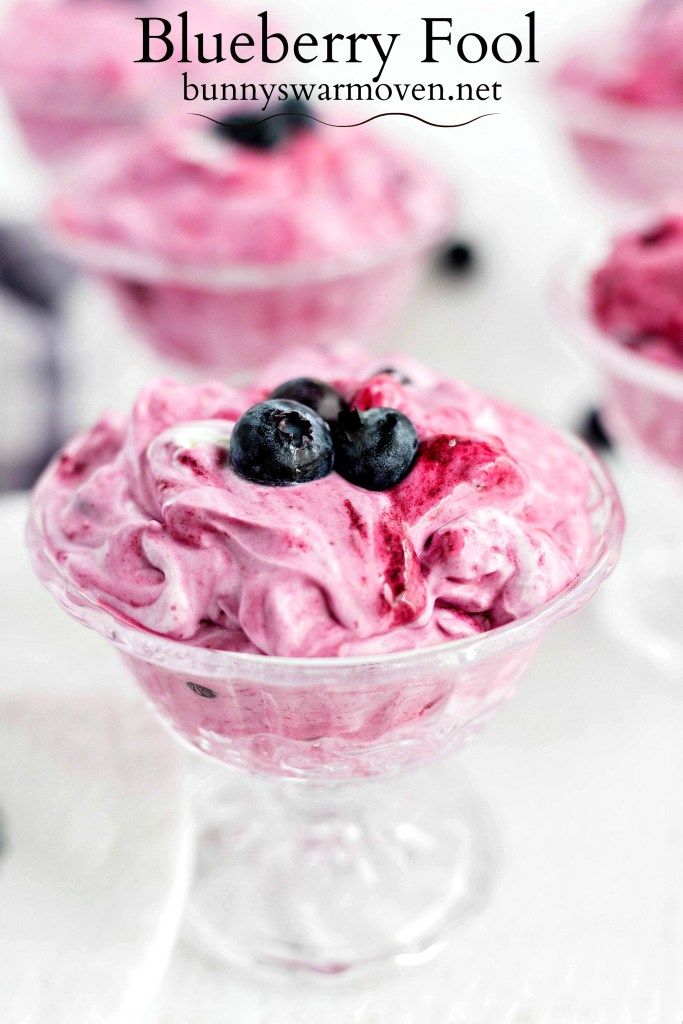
[553,210,683,671]
[557,213,683,474]
[551,0,683,206]
[48,107,454,372]
[0,0,164,163]
[0,0,243,165]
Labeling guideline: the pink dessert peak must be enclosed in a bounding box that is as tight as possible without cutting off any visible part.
[32,351,595,659]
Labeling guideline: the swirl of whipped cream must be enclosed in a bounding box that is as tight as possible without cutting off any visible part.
[32,354,594,657]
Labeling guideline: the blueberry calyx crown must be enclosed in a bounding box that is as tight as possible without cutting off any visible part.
[230,399,334,486]
[212,98,314,151]
[229,377,419,491]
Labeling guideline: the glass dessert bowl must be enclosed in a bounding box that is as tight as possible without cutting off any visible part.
[554,215,683,670]
[551,2,683,207]
[58,236,438,374]
[553,92,683,208]
[0,0,156,163]
[0,0,235,165]
[49,110,452,371]
[26,358,623,972]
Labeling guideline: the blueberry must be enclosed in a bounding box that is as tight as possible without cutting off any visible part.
[438,240,476,275]
[334,407,419,491]
[0,225,73,312]
[230,399,334,486]
[212,110,286,150]
[278,98,315,135]
[373,366,413,385]
[578,407,613,452]
[270,378,348,426]
[212,99,315,150]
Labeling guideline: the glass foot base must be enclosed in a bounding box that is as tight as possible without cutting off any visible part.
[602,529,683,674]
[185,762,495,974]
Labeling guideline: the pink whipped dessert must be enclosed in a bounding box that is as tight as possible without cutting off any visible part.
[554,2,683,201]
[592,215,683,370]
[0,0,153,161]
[581,214,683,470]
[28,351,602,768]
[51,113,452,369]
[0,0,227,163]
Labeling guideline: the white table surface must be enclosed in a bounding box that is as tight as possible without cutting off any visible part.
[0,497,193,1024]
[2,0,682,1019]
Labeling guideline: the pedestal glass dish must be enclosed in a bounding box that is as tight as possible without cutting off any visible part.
[27,446,622,972]
[554,242,683,671]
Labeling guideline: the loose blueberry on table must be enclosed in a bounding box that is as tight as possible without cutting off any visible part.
[438,240,476,276]
[229,376,419,491]
[578,407,613,452]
